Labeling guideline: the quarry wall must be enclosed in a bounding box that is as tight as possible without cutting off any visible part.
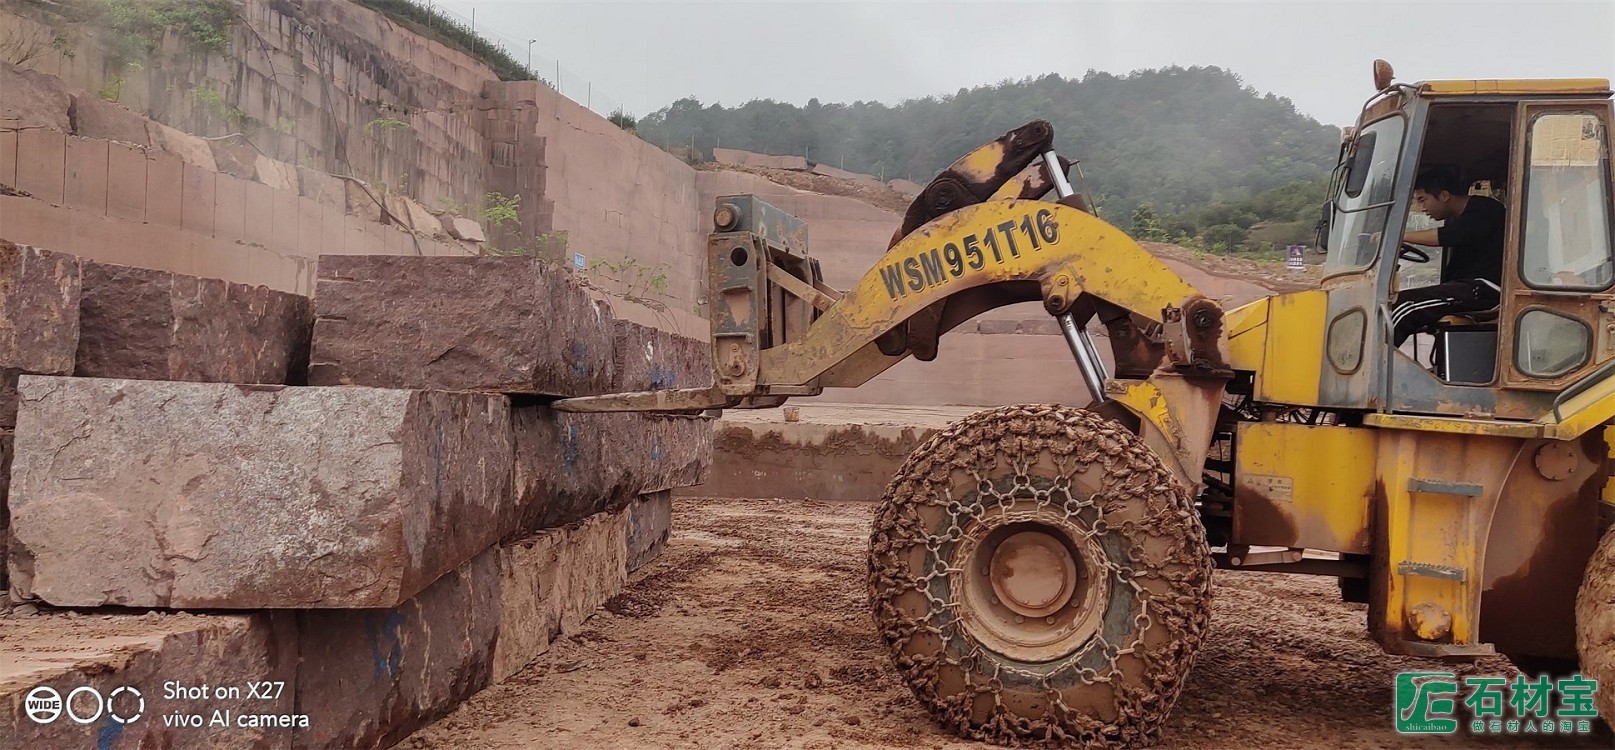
[1,0,1277,409]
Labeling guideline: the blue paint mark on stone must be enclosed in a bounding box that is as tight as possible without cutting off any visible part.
[562,421,580,473]
[650,436,664,462]
[368,611,407,680]
[647,365,677,390]
[97,714,125,750]
[571,342,589,377]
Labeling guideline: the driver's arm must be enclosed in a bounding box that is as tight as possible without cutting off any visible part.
[1402,228,1440,246]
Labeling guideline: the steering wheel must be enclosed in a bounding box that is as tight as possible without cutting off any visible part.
[1398,243,1430,263]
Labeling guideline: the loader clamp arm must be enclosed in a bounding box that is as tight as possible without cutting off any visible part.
[555,122,1235,486]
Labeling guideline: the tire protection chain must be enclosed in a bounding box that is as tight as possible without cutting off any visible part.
[868,404,1213,747]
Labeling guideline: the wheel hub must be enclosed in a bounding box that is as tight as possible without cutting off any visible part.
[955,514,1111,663]
[990,531,1077,617]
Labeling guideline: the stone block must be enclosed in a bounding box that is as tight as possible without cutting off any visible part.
[627,490,672,572]
[62,135,108,214]
[243,180,276,248]
[68,94,151,146]
[0,129,16,186]
[255,155,299,193]
[295,548,499,749]
[295,166,343,207]
[977,319,1021,335]
[15,128,65,204]
[1022,318,1062,336]
[511,406,707,531]
[105,141,147,222]
[320,203,347,254]
[1,429,11,560]
[611,413,713,495]
[214,173,249,242]
[889,178,924,196]
[0,371,15,431]
[0,240,82,419]
[296,196,321,258]
[1,428,10,490]
[511,405,624,532]
[611,319,713,392]
[0,611,298,750]
[345,181,382,223]
[811,162,880,184]
[0,66,70,131]
[144,151,183,228]
[310,255,614,395]
[7,377,515,608]
[181,162,217,236]
[296,503,634,744]
[702,421,933,502]
[269,186,299,257]
[445,215,485,242]
[148,122,217,172]
[74,261,313,384]
[493,508,629,681]
[399,196,442,236]
[208,135,259,179]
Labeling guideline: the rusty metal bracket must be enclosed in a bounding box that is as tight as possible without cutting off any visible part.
[1225,545,1303,567]
[767,261,837,312]
[1162,298,1230,375]
[1397,561,1467,581]
[811,278,843,304]
[1211,552,1367,578]
[551,386,737,413]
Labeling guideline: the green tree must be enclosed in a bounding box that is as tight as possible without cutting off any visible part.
[637,66,1341,232]
[1130,204,1164,241]
[1201,223,1248,251]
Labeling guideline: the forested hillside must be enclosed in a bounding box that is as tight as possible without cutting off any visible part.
[639,66,1343,254]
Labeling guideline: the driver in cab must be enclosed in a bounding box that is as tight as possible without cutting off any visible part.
[1390,167,1506,345]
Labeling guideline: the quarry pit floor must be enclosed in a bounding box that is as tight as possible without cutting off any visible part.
[406,496,1607,750]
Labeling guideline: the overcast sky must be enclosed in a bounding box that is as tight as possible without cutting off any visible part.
[436,1,1615,127]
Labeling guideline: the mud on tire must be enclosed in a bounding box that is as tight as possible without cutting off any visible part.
[1576,524,1615,723]
[868,404,1212,747]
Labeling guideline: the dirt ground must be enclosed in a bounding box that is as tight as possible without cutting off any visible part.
[407,497,1608,750]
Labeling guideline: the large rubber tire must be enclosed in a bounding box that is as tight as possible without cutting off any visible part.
[869,405,1212,747]
[1575,524,1615,723]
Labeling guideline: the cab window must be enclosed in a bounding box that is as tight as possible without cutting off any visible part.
[1327,116,1406,271]
[1520,112,1615,289]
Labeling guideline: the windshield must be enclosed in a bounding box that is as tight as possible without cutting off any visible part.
[1325,116,1407,273]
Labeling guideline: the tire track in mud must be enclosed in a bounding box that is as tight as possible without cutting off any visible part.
[406,497,1609,750]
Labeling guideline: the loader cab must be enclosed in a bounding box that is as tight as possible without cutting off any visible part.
[1316,66,1615,419]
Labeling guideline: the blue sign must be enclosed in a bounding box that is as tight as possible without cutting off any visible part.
[1286,244,1306,271]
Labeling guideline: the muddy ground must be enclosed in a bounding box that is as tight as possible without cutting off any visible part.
[407,497,1606,750]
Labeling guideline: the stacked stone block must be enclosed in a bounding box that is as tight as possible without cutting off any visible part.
[0,241,81,590]
[2,247,710,748]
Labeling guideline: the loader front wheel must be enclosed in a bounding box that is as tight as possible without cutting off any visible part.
[869,405,1212,747]
[1575,524,1615,723]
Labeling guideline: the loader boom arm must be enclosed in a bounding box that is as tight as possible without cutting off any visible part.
[555,122,1233,446]
[761,200,1208,390]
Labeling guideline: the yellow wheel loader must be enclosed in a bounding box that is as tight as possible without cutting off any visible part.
[556,62,1615,746]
